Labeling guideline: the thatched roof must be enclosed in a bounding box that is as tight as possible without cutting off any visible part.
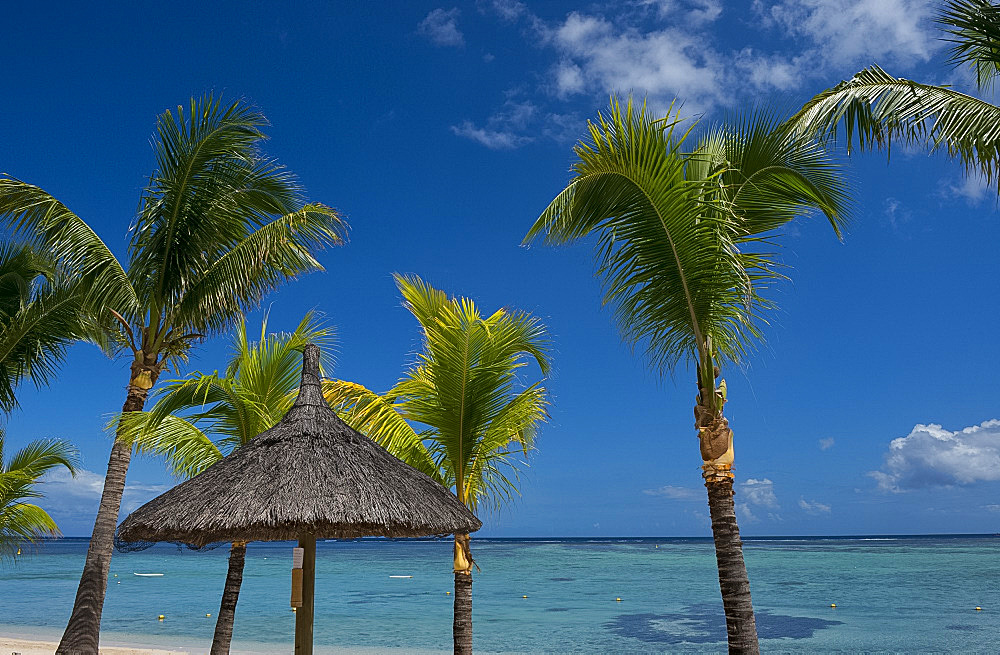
[116,345,480,548]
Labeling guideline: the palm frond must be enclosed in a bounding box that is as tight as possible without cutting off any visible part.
[524,98,751,368]
[390,275,550,510]
[787,64,1000,184]
[939,0,1000,91]
[0,178,138,317]
[0,502,59,558]
[0,272,93,413]
[116,411,221,479]
[4,438,78,479]
[167,203,346,337]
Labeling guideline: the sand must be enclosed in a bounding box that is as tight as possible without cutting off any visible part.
[0,639,188,655]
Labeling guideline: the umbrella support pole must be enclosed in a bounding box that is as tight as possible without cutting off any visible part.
[294,534,316,655]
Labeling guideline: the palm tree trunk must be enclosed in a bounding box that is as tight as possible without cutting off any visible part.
[695,361,759,655]
[453,532,473,654]
[57,363,156,654]
[210,542,247,655]
[705,476,759,654]
[453,572,473,654]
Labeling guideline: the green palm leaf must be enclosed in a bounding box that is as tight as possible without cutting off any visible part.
[787,64,1000,184]
[940,0,1000,91]
[168,203,345,336]
[0,428,78,558]
[390,274,551,511]
[0,179,139,316]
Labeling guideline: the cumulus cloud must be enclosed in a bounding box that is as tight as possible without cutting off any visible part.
[482,0,527,22]
[733,48,801,91]
[41,468,171,519]
[541,12,724,110]
[799,498,832,514]
[644,485,701,500]
[418,8,465,47]
[756,0,936,68]
[870,420,1000,492]
[451,99,537,149]
[944,174,996,207]
[740,478,779,507]
[638,0,724,25]
[818,437,835,451]
[736,478,781,523]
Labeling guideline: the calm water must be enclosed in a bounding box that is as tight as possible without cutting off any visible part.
[1,536,998,653]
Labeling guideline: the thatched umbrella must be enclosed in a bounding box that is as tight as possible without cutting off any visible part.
[116,344,481,654]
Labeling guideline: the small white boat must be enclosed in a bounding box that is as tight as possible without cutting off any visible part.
[133,572,165,577]
[389,575,413,579]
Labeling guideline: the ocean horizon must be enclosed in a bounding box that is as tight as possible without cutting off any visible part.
[2,534,998,653]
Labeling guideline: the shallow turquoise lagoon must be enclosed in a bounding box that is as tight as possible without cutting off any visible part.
[2,536,997,653]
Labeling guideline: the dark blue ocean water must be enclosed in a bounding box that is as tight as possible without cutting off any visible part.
[1,535,998,653]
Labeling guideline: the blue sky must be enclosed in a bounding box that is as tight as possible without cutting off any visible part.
[2,0,999,537]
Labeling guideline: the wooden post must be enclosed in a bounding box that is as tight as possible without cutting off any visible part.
[294,534,316,655]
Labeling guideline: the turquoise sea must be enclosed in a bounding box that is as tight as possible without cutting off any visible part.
[1,536,998,653]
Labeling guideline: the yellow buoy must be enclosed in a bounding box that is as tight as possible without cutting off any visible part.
[446,591,451,595]
[522,595,528,599]
[16,548,21,555]
[206,613,212,617]
[976,606,982,611]
[616,597,622,602]
[830,604,836,608]
[158,615,165,621]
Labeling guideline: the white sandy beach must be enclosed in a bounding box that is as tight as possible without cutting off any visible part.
[0,639,187,655]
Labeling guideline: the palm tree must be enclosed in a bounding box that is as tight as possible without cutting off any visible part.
[117,313,333,655]
[789,1,1000,185]
[0,242,94,414]
[0,95,347,653]
[328,274,551,655]
[1,428,79,558]
[522,99,848,654]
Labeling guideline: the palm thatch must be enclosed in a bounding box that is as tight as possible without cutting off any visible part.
[116,345,480,548]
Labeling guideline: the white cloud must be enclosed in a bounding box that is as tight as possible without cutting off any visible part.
[736,502,758,523]
[483,0,527,22]
[44,467,106,498]
[870,419,1000,491]
[541,12,725,110]
[638,0,724,25]
[757,0,936,68]
[736,478,781,523]
[40,468,170,519]
[733,49,801,91]
[984,504,1000,513]
[799,498,832,514]
[944,174,996,207]
[644,484,701,500]
[882,196,913,230]
[740,478,779,508]
[819,437,835,451]
[451,99,537,149]
[418,8,465,47]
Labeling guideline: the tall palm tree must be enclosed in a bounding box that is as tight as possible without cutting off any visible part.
[117,313,333,655]
[0,242,94,414]
[789,1,1000,185]
[1,428,79,558]
[0,95,347,653]
[328,274,551,655]
[523,99,848,654]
